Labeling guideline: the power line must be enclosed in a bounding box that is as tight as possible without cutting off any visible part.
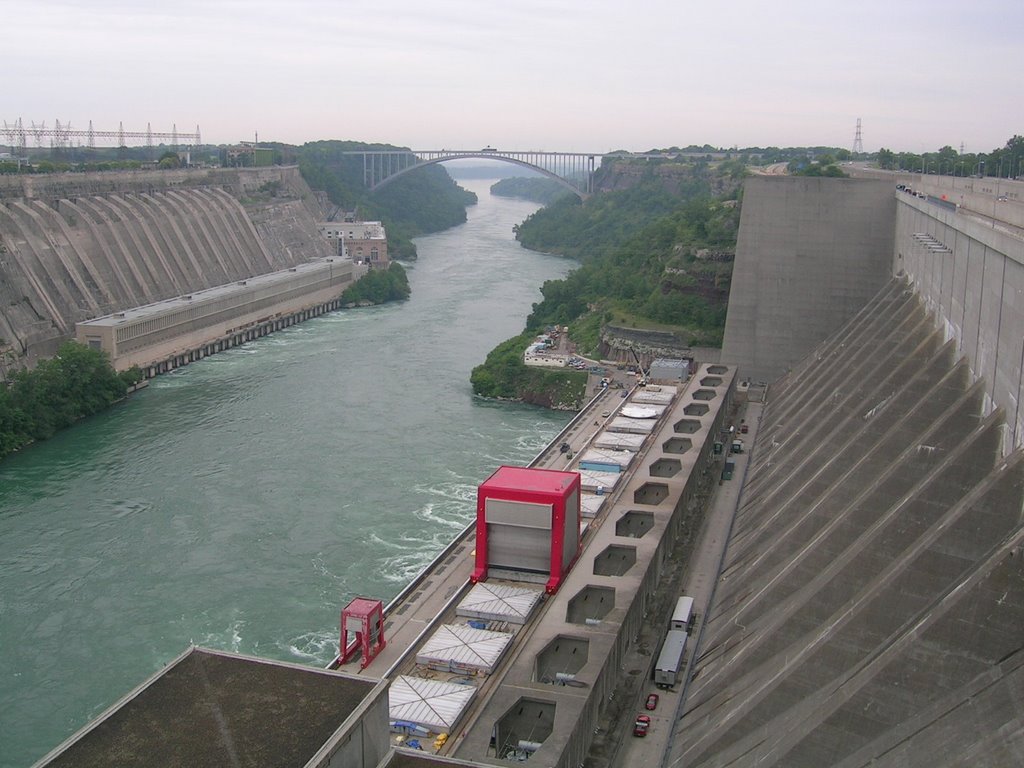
[2,118,201,151]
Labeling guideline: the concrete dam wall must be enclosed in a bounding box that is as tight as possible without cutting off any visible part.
[0,166,334,364]
[683,176,1024,766]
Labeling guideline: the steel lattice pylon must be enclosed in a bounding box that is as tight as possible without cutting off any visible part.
[2,118,201,152]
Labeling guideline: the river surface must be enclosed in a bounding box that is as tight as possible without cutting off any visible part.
[0,178,575,767]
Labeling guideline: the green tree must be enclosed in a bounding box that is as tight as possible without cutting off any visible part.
[157,151,181,169]
[0,341,130,460]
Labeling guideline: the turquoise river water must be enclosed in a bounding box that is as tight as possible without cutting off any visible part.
[0,177,575,767]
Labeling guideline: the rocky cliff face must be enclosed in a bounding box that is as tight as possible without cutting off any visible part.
[0,167,332,369]
[599,326,722,367]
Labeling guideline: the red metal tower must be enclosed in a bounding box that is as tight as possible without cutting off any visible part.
[339,597,386,669]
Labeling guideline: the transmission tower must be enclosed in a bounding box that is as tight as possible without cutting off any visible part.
[3,119,200,155]
[852,118,864,156]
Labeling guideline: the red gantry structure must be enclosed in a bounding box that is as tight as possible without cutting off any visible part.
[471,465,582,594]
[340,597,386,669]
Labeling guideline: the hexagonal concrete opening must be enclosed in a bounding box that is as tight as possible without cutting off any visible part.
[692,389,717,401]
[535,635,590,683]
[700,376,722,387]
[674,418,701,434]
[684,403,710,416]
[615,510,654,538]
[593,544,637,576]
[495,698,555,760]
[662,437,692,455]
[634,482,669,505]
[649,457,682,478]
[707,365,728,374]
[566,585,615,625]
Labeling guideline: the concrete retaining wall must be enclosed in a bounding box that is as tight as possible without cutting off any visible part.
[720,177,895,383]
[895,193,1024,450]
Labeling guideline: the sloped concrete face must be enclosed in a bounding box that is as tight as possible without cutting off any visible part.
[615,510,654,538]
[674,418,701,434]
[592,544,637,576]
[649,457,682,478]
[633,482,669,505]
[565,585,615,625]
[661,437,692,455]
[535,636,590,683]
[720,176,894,383]
[678,278,1024,768]
[494,698,555,760]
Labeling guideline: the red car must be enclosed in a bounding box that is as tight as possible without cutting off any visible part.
[633,714,651,737]
[645,693,659,710]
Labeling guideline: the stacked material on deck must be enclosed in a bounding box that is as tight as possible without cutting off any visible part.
[455,582,544,625]
[632,388,675,405]
[578,468,621,493]
[578,447,634,473]
[416,624,513,675]
[389,676,476,734]
[580,494,606,519]
[594,431,646,451]
[607,416,657,434]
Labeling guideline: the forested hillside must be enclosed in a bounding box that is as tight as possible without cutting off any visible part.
[472,162,742,404]
[298,141,477,258]
[516,171,740,350]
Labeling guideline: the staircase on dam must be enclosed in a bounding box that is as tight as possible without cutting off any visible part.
[677,276,1024,767]
[0,167,333,362]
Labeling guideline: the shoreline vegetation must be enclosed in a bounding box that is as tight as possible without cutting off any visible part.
[0,342,142,462]
[341,263,410,306]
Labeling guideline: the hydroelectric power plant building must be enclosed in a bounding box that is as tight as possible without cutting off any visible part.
[75,257,357,375]
[25,169,1024,768]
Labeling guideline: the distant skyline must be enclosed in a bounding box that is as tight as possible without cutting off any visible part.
[4,0,1022,155]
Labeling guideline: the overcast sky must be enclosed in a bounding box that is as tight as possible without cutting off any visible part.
[4,0,1022,155]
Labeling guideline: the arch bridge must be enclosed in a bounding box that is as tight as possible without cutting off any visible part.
[342,149,602,199]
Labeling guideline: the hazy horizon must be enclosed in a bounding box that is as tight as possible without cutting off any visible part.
[5,0,1022,156]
